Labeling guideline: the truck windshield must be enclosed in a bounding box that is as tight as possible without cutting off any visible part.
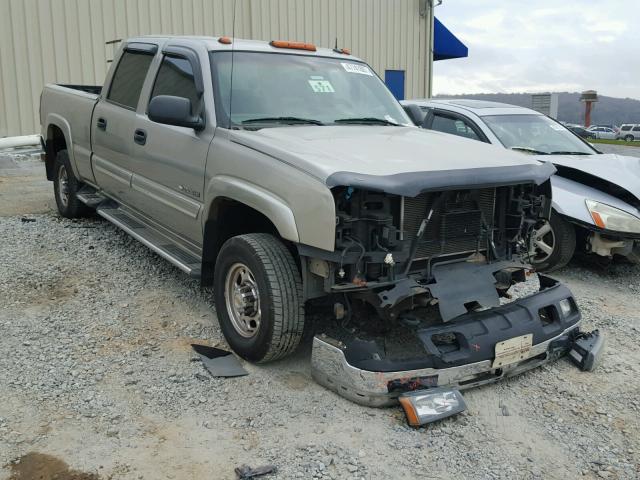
[482,114,597,155]
[209,51,411,128]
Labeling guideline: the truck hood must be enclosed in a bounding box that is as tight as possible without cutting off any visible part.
[232,126,555,196]
[539,153,640,207]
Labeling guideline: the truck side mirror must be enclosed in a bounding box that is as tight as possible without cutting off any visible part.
[402,104,427,128]
[148,95,205,131]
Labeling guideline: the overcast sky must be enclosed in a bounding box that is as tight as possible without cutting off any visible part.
[432,1,640,99]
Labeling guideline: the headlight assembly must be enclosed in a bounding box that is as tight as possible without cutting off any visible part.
[585,200,640,234]
[399,388,467,426]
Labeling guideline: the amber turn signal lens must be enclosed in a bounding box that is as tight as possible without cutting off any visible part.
[270,40,317,51]
[590,211,606,229]
[398,396,421,427]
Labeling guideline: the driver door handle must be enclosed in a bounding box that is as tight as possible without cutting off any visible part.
[134,129,147,146]
[96,117,107,130]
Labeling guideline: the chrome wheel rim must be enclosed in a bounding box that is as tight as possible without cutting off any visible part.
[57,165,70,208]
[224,263,261,338]
[529,220,555,263]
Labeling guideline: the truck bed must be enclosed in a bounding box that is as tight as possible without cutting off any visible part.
[40,84,101,183]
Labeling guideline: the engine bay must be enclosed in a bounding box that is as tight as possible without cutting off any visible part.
[322,182,551,325]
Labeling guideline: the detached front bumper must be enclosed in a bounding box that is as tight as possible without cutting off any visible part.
[311,276,582,407]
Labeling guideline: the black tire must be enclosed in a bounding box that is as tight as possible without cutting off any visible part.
[53,150,91,218]
[625,243,640,265]
[213,233,305,363]
[625,135,634,142]
[530,212,576,272]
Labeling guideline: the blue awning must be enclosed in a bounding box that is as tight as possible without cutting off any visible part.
[434,17,468,61]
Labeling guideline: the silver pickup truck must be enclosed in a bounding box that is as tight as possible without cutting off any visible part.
[40,36,600,413]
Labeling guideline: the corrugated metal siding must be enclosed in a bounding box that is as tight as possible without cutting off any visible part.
[0,0,431,137]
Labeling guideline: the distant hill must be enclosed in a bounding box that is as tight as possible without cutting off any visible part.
[433,92,640,126]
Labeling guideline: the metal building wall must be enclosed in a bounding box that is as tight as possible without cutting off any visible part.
[0,0,432,137]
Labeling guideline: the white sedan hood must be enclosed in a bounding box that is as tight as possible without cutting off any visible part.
[542,153,640,201]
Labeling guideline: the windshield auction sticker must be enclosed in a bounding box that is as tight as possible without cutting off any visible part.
[341,62,373,76]
[308,79,335,93]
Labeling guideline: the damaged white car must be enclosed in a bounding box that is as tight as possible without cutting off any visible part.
[403,99,640,271]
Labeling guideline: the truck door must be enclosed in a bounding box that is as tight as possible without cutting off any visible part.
[130,46,213,245]
[91,43,157,204]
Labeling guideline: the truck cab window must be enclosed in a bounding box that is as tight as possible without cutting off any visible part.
[151,56,200,112]
[107,51,154,109]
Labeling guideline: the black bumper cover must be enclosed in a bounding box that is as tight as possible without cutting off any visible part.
[345,275,581,372]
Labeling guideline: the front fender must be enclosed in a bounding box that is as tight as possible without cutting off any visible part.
[551,175,640,227]
[204,175,299,243]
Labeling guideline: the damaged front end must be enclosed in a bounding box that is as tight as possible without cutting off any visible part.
[301,169,600,408]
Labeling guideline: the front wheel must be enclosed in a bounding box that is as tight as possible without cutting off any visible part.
[625,135,634,142]
[529,212,576,272]
[213,233,305,363]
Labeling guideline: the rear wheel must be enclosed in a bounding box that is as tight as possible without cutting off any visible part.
[53,150,91,218]
[213,233,305,363]
[529,212,576,272]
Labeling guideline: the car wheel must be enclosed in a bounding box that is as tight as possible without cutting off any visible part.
[529,212,576,272]
[53,149,92,218]
[625,135,634,142]
[213,233,305,363]
[625,243,640,264]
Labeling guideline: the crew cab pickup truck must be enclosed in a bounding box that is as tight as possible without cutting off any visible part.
[40,36,600,410]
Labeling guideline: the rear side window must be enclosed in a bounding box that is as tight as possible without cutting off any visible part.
[431,113,481,141]
[151,56,200,111]
[633,126,640,132]
[107,51,154,109]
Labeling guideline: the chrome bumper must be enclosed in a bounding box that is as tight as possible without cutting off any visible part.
[311,323,580,408]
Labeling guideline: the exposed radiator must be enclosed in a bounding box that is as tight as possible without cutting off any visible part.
[401,189,496,259]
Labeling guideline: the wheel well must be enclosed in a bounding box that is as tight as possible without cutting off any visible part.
[44,125,67,180]
[201,198,299,286]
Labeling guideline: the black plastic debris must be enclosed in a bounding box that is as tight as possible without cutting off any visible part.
[191,344,248,378]
[569,329,604,372]
[20,217,36,223]
[235,464,277,479]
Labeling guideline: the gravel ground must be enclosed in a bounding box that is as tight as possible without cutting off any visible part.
[1,159,640,479]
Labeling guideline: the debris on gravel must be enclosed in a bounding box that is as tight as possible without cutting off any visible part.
[1,213,639,479]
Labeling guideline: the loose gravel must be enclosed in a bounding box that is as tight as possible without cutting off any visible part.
[1,212,639,480]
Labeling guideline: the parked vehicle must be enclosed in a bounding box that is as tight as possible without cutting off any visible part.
[587,126,617,140]
[40,37,597,409]
[617,124,640,141]
[567,125,596,139]
[588,124,619,133]
[403,99,640,271]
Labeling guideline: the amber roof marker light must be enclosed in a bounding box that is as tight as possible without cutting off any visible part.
[333,47,351,55]
[269,40,317,52]
[218,36,233,45]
